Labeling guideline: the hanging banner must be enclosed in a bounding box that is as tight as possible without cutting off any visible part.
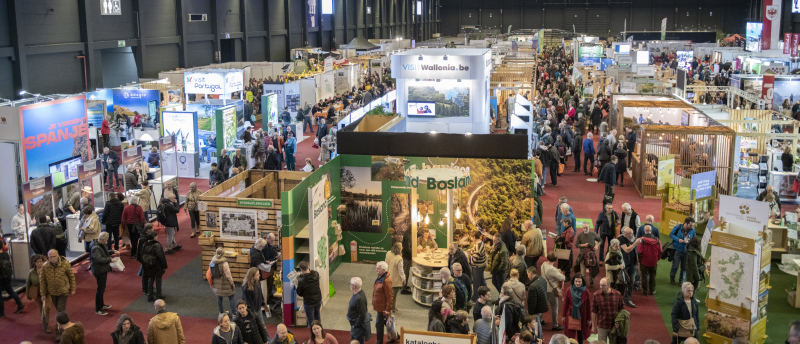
[793,33,800,57]
[762,0,782,51]
[761,74,775,110]
[306,0,317,28]
[656,155,675,191]
[661,18,667,41]
[78,159,102,181]
[19,96,90,180]
[308,174,330,303]
[785,33,793,54]
[718,194,770,233]
[122,145,143,165]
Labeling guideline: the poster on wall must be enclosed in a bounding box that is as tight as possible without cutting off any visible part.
[676,51,694,69]
[771,79,800,112]
[284,82,301,117]
[263,83,285,114]
[112,89,160,126]
[743,79,762,96]
[340,166,382,233]
[306,0,317,28]
[162,111,199,153]
[262,93,279,128]
[408,84,470,118]
[691,170,716,199]
[656,155,675,192]
[20,96,90,180]
[86,101,106,128]
[219,207,257,241]
[86,89,114,119]
[718,194,769,232]
[746,22,763,52]
[215,105,237,152]
[308,174,330,302]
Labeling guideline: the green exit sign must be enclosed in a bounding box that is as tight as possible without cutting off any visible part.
[237,199,273,207]
[118,40,126,47]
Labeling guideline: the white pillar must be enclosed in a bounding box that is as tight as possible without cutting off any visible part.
[447,188,453,246]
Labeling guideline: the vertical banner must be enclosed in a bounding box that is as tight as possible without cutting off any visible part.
[762,75,775,110]
[657,155,675,192]
[661,18,667,41]
[793,33,800,57]
[78,159,102,181]
[306,0,317,28]
[308,175,330,303]
[19,96,89,180]
[762,0,782,51]
[785,33,793,54]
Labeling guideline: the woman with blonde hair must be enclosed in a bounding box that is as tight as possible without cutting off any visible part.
[207,247,237,315]
[185,182,202,238]
[242,267,264,323]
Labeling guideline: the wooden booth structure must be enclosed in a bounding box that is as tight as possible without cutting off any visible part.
[611,98,695,139]
[490,56,535,130]
[718,109,800,156]
[197,169,308,282]
[631,125,736,198]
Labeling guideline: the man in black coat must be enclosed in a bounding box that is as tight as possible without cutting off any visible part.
[525,266,551,334]
[209,163,225,187]
[265,146,280,170]
[30,215,57,255]
[296,261,322,324]
[546,143,560,186]
[571,131,583,172]
[598,156,618,199]
[347,277,369,344]
[102,193,125,251]
[218,149,232,180]
[625,127,637,170]
[595,203,619,259]
[90,232,114,315]
[102,147,121,189]
[141,230,168,302]
[235,301,270,344]
[448,243,472,280]
[401,227,412,294]
[160,196,181,254]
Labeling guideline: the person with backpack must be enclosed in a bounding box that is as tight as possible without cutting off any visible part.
[207,247,237,315]
[0,238,24,317]
[669,217,696,285]
[141,230,167,302]
[494,285,525,343]
[685,236,705,293]
[158,196,181,254]
[30,215,57,255]
[284,132,297,171]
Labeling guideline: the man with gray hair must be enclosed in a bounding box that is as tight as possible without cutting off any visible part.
[549,334,570,344]
[556,202,576,235]
[451,262,472,307]
[510,244,529,285]
[522,219,544,269]
[637,214,659,239]
[620,203,640,232]
[448,242,472,280]
[373,262,393,344]
[473,306,494,344]
[347,277,369,344]
[91,232,114,315]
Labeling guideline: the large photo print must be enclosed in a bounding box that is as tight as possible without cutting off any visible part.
[408,84,470,118]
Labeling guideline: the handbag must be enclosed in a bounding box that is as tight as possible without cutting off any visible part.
[386,315,399,341]
[110,257,125,272]
[545,271,563,297]
[793,179,800,193]
[558,163,565,174]
[677,318,696,337]
[568,316,582,330]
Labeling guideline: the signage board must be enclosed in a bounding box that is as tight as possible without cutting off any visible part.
[122,145,143,165]
[761,74,775,110]
[101,0,121,15]
[22,175,53,201]
[690,170,716,199]
[78,159,102,181]
[185,71,243,95]
[719,194,769,233]
[19,96,89,180]
[237,199,273,207]
[391,54,488,80]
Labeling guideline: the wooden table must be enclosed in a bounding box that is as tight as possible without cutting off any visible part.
[410,248,448,306]
[313,104,345,119]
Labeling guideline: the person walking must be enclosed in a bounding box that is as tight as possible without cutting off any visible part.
[592,278,625,343]
[571,129,583,172]
[284,132,297,171]
[102,192,124,251]
[575,222,600,288]
[525,266,549,340]
[111,314,146,344]
[122,195,145,259]
[509,246,529,285]
[562,275,591,343]
[522,220,544,269]
[235,300,269,344]
[40,250,75,340]
[347,277,369,344]
[448,242,472,280]
[212,312,244,344]
[296,261,322,324]
[671,282,699,342]
[401,227,413,294]
[604,239,627,300]
[541,252,565,331]
[103,147,121,189]
[57,312,85,344]
[669,217,696,285]
[384,242,406,313]
[26,254,51,332]
[599,155,618,198]
[101,115,111,150]
[218,149,233,180]
[373,262,393,344]
[489,233,509,293]
[495,285,525,342]
[686,237,705,293]
[91,232,114,315]
[595,203,619,259]
[265,146,280,170]
[147,300,186,344]
[467,231,487,300]
[79,206,101,270]
[141,230,168,302]
[597,139,613,175]
[185,183,202,238]
[583,133,596,176]
[427,300,446,332]
[0,238,23,318]
[614,144,628,187]
[638,225,661,296]
[207,247,237,316]
[159,196,181,254]
[242,267,265,324]
[617,227,641,307]
[625,127,636,170]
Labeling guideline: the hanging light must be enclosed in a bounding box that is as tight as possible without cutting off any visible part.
[425,214,430,224]
[417,211,422,222]
[456,207,462,219]
[439,219,444,226]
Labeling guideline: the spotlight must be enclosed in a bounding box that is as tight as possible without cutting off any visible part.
[424,214,430,224]
[429,130,437,134]
[455,207,461,219]
[465,131,472,136]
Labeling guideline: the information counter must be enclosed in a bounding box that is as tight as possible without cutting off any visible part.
[410,248,448,306]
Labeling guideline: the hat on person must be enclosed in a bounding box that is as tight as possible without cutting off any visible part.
[82,186,92,193]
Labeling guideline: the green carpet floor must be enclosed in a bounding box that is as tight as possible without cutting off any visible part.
[653,231,795,344]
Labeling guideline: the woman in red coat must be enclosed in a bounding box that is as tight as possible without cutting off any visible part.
[561,275,591,343]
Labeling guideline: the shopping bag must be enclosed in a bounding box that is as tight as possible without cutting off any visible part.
[110,257,125,272]
[558,163,565,174]
[386,315,399,342]
[312,138,320,149]
[793,180,800,193]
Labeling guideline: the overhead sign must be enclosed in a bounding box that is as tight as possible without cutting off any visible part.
[185,70,243,95]
[637,66,656,77]
[391,54,488,80]
[101,0,121,15]
[22,175,53,201]
[690,170,716,199]
[719,194,769,233]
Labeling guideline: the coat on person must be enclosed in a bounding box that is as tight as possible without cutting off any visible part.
[234,307,269,344]
[448,249,473,280]
[206,256,236,297]
[598,162,617,186]
[562,284,591,339]
[372,272,393,313]
[111,323,146,344]
[595,210,619,237]
[686,246,705,287]
[526,275,550,315]
[141,239,168,277]
[269,331,299,344]
[147,311,186,344]
[40,255,77,297]
[608,309,631,344]
[102,197,125,227]
[30,222,58,255]
[296,270,322,306]
[125,170,141,190]
[637,235,662,267]
[90,239,113,276]
[211,323,244,344]
[670,291,699,337]
[489,242,509,274]
[160,198,180,228]
[614,148,628,173]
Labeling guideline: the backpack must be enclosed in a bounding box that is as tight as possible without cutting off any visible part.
[505,302,525,328]
[451,279,468,308]
[0,252,12,280]
[142,243,159,269]
[156,203,168,226]
[210,263,222,279]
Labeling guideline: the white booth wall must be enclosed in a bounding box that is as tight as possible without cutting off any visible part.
[392,48,493,134]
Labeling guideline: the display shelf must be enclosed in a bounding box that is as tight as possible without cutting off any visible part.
[412,296,432,306]
[296,224,310,239]
[296,245,310,254]
[411,270,439,280]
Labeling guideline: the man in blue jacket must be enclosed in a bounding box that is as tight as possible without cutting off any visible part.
[669,217,696,285]
[582,133,596,176]
[555,202,575,235]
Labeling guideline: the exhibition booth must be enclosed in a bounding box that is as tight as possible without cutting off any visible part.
[391,48,493,134]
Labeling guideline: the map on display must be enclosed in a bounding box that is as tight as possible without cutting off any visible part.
[219,207,258,241]
[709,245,754,307]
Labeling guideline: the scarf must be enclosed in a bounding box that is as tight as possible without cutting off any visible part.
[570,285,586,319]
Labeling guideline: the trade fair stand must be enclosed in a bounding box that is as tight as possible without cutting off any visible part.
[10,175,57,280]
[85,87,162,144]
[160,109,200,178]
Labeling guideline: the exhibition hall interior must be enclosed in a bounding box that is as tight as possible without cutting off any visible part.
[1,0,800,343]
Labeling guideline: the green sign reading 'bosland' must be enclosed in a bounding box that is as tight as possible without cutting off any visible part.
[237,199,273,207]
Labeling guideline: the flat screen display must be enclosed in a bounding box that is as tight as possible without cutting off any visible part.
[615,44,630,54]
[794,1,800,13]
[636,50,650,65]
[416,1,422,15]
[49,156,82,188]
[407,102,436,117]
[676,51,693,69]
[746,22,763,52]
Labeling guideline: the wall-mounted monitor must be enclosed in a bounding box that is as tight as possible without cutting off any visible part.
[615,44,631,55]
[49,156,82,188]
[407,102,436,117]
[746,22,763,52]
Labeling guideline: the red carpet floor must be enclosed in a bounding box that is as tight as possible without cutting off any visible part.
[4,129,784,343]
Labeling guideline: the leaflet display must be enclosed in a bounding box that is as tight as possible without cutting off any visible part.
[407,102,436,117]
